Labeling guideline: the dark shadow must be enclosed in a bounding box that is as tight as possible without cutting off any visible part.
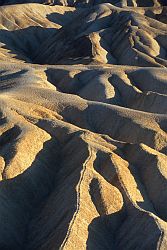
[87,151,164,250]
[87,205,164,250]
[0,0,124,7]
[160,0,167,5]
[33,11,114,65]
[0,0,43,6]
[0,125,22,179]
[46,11,80,26]
[34,35,93,65]
[87,177,126,249]
[135,0,154,7]
[0,136,59,249]
[25,131,90,249]
[156,7,167,24]
[0,112,8,126]
[86,211,125,250]
[0,26,57,62]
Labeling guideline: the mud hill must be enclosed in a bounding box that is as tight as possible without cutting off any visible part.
[0,0,166,249]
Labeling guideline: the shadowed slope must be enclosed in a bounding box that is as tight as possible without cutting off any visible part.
[0,1,166,250]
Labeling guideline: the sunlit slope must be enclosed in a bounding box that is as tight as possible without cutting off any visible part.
[0,1,166,250]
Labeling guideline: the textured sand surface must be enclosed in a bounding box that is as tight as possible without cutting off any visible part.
[0,0,167,249]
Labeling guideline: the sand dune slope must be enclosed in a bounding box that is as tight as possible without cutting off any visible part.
[0,1,166,250]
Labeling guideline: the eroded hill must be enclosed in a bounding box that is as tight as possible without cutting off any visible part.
[0,1,166,249]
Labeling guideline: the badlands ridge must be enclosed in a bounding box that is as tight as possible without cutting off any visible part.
[0,0,166,249]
